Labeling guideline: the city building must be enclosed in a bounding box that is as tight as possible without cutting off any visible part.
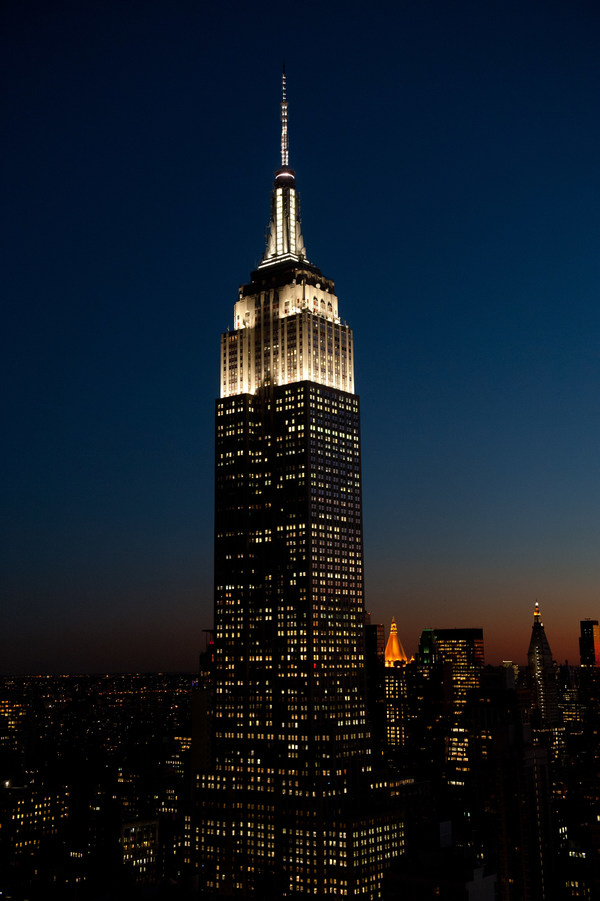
[364,617,387,754]
[464,667,556,901]
[198,72,403,898]
[365,617,385,665]
[0,697,25,755]
[0,781,70,892]
[430,629,485,713]
[527,603,560,728]
[414,628,485,795]
[384,619,409,749]
[579,619,600,667]
[120,819,159,883]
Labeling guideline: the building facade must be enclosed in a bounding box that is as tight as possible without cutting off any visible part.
[198,73,403,897]
[415,628,485,791]
[579,619,600,668]
[383,619,408,750]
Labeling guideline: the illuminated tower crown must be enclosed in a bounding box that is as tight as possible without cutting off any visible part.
[220,69,355,399]
[385,617,408,666]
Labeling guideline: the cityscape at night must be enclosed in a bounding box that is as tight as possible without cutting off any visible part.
[3,0,600,898]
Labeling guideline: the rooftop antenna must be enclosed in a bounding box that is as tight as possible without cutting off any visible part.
[281,63,289,167]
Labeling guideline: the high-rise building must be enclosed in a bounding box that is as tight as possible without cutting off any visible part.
[527,602,560,727]
[579,619,600,667]
[417,628,484,713]
[464,668,556,901]
[198,72,403,898]
[383,619,409,750]
[414,628,485,792]
[364,617,387,754]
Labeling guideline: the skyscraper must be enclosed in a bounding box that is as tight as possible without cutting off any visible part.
[416,628,484,713]
[383,619,408,750]
[420,629,485,790]
[579,619,600,667]
[464,668,556,901]
[198,72,403,898]
[527,602,560,728]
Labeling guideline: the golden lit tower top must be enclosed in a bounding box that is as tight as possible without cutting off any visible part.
[385,618,408,666]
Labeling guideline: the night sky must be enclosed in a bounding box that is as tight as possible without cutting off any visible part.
[3,0,600,673]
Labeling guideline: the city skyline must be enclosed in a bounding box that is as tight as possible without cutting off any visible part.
[3,0,600,673]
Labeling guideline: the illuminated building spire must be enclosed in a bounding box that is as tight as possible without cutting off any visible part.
[223,70,354,398]
[259,68,308,268]
[533,601,542,625]
[385,617,408,666]
[281,63,289,167]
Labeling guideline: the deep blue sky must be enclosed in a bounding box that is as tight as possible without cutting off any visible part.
[2,0,599,672]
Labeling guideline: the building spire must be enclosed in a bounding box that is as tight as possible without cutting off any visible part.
[281,63,289,167]
[259,67,308,269]
[528,600,559,726]
[385,617,408,667]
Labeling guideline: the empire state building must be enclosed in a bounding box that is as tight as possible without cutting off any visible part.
[199,72,402,899]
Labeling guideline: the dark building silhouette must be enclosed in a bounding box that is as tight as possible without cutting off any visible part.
[465,667,557,901]
[365,617,387,755]
[365,618,385,663]
[197,72,403,898]
[579,618,600,667]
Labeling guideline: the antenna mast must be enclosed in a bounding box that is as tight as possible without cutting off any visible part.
[281,64,289,167]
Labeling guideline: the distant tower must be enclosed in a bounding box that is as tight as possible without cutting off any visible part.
[385,617,408,667]
[527,603,560,727]
[417,628,436,674]
[384,619,408,749]
[579,619,600,667]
